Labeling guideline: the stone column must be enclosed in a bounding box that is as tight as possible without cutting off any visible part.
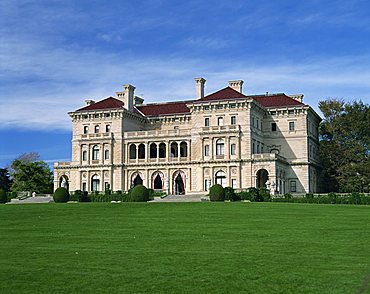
[226,137,230,160]
[136,144,139,164]
[177,142,181,159]
[211,138,214,160]
[156,143,159,163]
[145,142,149,163]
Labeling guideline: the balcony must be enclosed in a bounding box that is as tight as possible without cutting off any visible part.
[78,133,113,140]
[54,161,71,167]
[252,153,286,161]
[124,129,191,139]
[201,125,240,134]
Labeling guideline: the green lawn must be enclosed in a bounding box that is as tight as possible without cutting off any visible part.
[1,202,370,293]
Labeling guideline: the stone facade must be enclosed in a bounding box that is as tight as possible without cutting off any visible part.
[54,78,321,194]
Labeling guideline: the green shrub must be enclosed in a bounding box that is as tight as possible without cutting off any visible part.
[209,184,225,201]
[53,187,70,203]
[129,185,149,202]
[258,188,271,202]
[237,190,251,201]
[0,189,7,204]
[224,187,238,201]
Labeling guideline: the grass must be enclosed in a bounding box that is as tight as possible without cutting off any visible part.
[1,202,370,293]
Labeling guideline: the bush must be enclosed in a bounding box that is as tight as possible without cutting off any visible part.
[53,187,70,203]
[258,188,271,202]
[129,185,149,202]
[209,184,225,201]
[0,189,7,204]
[224,187,238,201]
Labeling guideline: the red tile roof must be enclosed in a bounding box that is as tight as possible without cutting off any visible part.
[197,86,247,101]
[77,97,123,111]
[252,94,304,107]
[75,89,304,116]
[136,101,192,116]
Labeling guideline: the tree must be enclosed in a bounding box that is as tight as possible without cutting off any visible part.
[7,152,41,175]
[319,99,370,192]
[11,160,53,194]
[0,168,12,192]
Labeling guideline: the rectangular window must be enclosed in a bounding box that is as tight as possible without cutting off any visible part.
[252,117,255,126]
[104,150,109,160]
[289,121,295,131]
[271,122,277,132]
[256,119,259,129]
[261,144,264,153]
[231,179,237,189]
[231,116,236,125]
[105,182,110,190]
[217,117,224,126]
[105,125,111,132]
[290,180,297,192]
[204,145,209,156]
[252,142,255,154]
[204,180,210,191]
[230,143,236,155]
[82,183,86,191]
[257,143,260,154]
[94,125,99,133]
[204,117,210,126]
[82,151,87,161]
[83,126,88,134]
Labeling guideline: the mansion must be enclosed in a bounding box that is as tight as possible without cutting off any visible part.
[54,78,321,195]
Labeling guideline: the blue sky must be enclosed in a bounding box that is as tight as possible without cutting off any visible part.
[1,0,370,167]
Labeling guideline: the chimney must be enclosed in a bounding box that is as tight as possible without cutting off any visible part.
[134,96,144,106]
[116,84,136,111]
[228,80,244,93]
[289,94,304,103]
[194,77,206,99]
[85,99,95,106]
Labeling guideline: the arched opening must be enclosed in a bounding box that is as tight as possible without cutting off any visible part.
[150,143,157,158]
[159,143,166,158]
[59,175,69,191]
[171,142,178,157]
[153,173,163,189]
[173,171,185,195]
[216,139,224,155]
[132,173,143,187]
[91,174,100,192]
[215,170,226,187]
[138,144,145,159]
[129,144,137,159]
[180,142,187,157]
[92,145,99,160]
[256,169,269,188]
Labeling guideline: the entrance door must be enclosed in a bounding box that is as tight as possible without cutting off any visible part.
[174,174,185,195]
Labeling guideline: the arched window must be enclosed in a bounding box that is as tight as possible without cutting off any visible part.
[105,125,111,132]
[138,144,145,159]
[256,169,269,188]
[180,142,187,157]
[171,142,178,157]
[83,126,88,134]
[94,125,100,133]
[104,149,109,160]
[92,145,99,160]
[215,170,226,187]
[91,174,100,192]
[159,143,166,158]
[132,173,143,187]
[82,151,87,161]
[152,172,164,190]
[216,139,224,155]
[150,143,157,158]
[129,144,136,159]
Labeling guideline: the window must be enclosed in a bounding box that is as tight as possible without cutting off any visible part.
[252,117,255,126]
[230,143,236,155]
[83,126,88,134]
[231,116,236,125]
[261,144,264,153]
[289,121,295,131]
[217,117,224,126]
[216,139,224,155]
[205,117,210,127]
[252,141,256,154]
[104,150,109,160]
[215,170,226,187]
[204,145,210,156]
[231,179,237,188]
[271,122,277,132]
[91,174,100,191]
[82,151,87,161]
[92,145,99,160]
[94,125,100,133]
[256,119,259,129]
[82,183,87,191]
[105,125,111,132]
[290,180,297,192]
[204,179,210,191]
[257,142,260,154]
